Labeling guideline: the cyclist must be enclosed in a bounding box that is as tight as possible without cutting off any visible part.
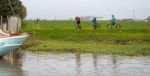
[111,15,116,26]
[92,17,97,29]
[75,16,81,29]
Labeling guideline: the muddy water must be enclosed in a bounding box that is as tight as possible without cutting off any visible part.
[0,51,150,76]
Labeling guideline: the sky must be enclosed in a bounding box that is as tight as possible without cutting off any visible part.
[21,0,150,20]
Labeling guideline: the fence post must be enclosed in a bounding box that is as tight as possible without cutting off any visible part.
[0,16,2,29]
[17,17,20,32]
[37,18,40,30]
[7,16,9,32]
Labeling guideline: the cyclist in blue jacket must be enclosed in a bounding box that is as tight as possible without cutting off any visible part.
[92,17,97,29]
[112,15,116,26]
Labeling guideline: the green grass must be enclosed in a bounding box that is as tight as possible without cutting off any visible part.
[22,20,150,56]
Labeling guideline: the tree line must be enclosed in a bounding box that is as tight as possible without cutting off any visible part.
[0,0,26,20]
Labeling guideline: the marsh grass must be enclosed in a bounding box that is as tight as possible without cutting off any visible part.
[22,20,150,56]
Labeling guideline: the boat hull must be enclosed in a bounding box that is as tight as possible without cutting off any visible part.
[0,34,28,57]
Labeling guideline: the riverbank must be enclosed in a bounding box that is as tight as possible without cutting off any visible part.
[22,20,150,56]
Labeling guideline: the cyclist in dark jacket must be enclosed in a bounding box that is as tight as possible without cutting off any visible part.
[92,17,97,29]
[75,16,81,29]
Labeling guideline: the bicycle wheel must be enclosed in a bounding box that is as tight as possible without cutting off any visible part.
[96,23,100,30]
[107,24,113,29]
[115,23,121,29]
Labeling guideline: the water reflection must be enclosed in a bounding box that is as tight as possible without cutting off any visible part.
[0,52,23,76]
[75,52,81,76]
[92,53,98,75]
[0,51,150,76]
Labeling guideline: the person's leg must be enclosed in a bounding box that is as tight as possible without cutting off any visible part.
[95,25,97,29]
[78,21,81,29]
[112,22,116,29]
[112,22,115,26]
[75,22,78,29]
[94,22,97,29]
[78,24,81,29]
[75,23,78,29]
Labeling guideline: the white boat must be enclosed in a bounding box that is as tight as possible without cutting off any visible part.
[0,33,28,57]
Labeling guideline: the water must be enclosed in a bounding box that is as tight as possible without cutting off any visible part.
[0,51,150,76]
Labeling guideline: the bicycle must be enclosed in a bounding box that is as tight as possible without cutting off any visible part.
[92,22,100,30]
[75,22,81,29]
[107,23,121,30]
[74,20,81,29]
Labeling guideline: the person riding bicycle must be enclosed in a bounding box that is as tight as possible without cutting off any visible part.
[75,16,81,29]
[111,15,116,26]
[92,17,97,29]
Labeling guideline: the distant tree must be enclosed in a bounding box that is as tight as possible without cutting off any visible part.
[0,0,27,20]
[19,5,27,20]
[147,16,150,21]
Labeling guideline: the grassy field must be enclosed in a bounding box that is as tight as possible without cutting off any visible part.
[22,20,150,56]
